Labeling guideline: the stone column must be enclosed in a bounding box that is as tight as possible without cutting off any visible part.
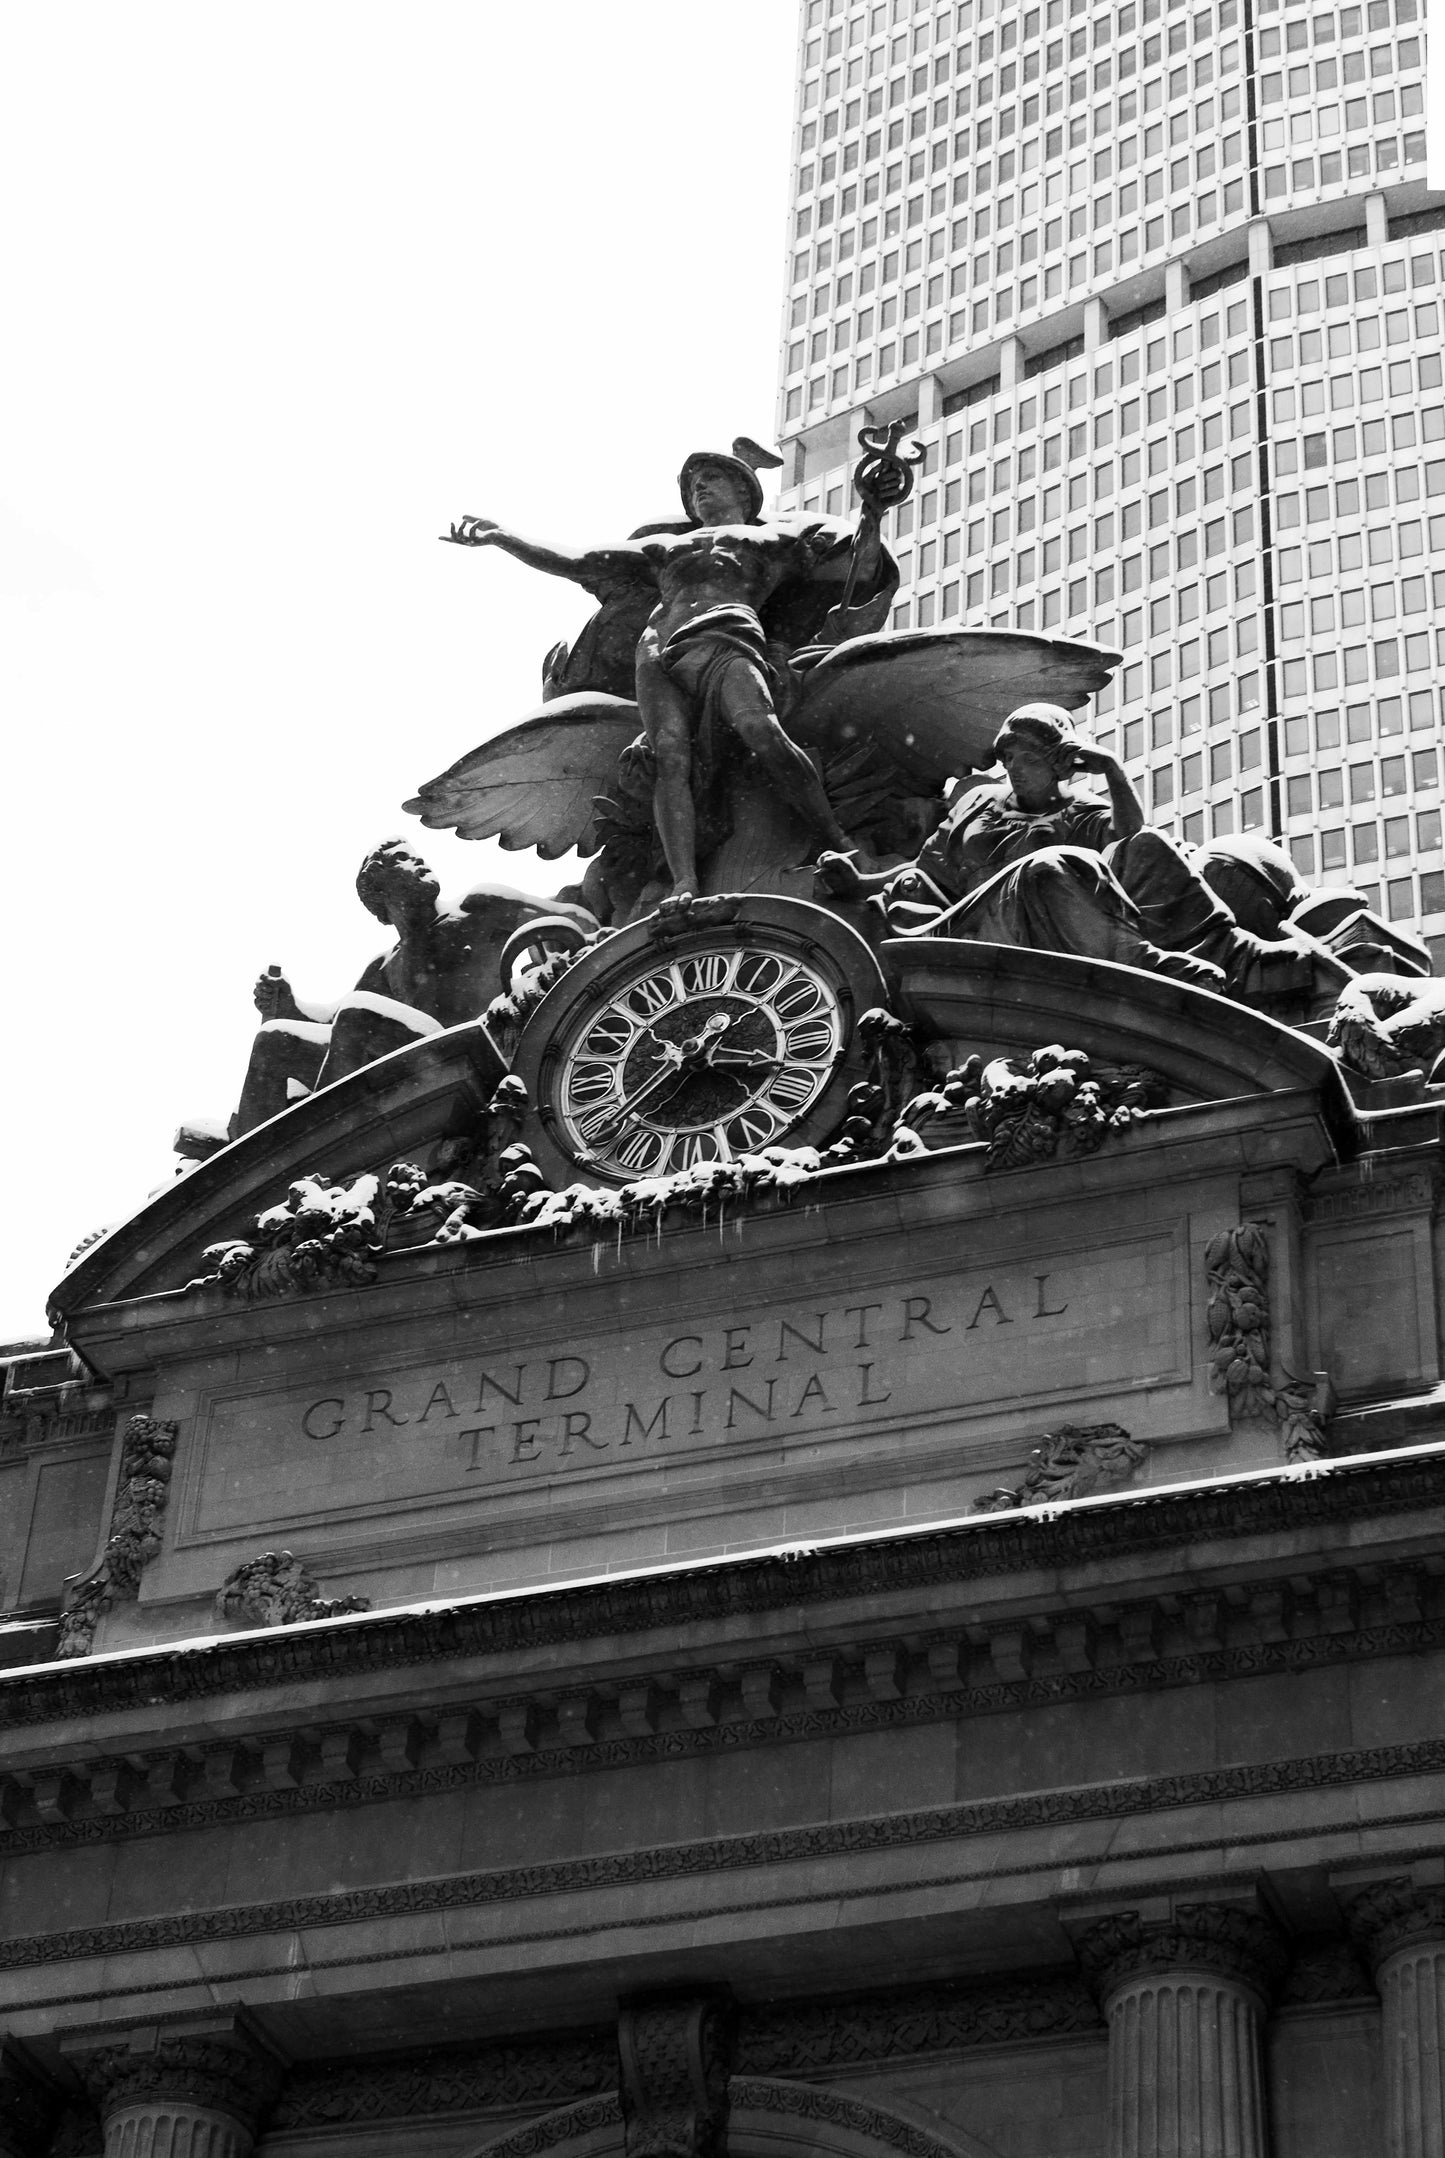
[1078,1904,1288,2158]
[1347,1879,1445,2158]
[66,2022,280,2158]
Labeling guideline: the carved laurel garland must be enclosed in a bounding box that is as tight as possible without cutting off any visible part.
[1204,1223,1331,1461]
[55,1416,179,1658]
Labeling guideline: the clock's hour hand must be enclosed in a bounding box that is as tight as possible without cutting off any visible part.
[595,1049,689,1137]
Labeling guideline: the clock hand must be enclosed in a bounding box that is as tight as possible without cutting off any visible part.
[593,1015,735,1141]
[596,1048,689,1136]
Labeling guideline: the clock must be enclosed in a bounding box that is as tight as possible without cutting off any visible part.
[512,896,888,1186]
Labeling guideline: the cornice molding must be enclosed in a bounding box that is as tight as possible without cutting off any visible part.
[6,1735,1445,1977]
[1,1566,1440,1855]
[5,1449,1445,1731]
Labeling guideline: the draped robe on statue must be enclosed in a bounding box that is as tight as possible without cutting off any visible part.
[895,786,1254,988]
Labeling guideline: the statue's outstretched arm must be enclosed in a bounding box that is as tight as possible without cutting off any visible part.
[442,517,654,599]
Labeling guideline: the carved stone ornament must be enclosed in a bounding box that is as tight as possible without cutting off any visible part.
[975,1422,1148,1513]
[617,1992,736,2158]
[1205,1222,1333,1461]
[924,1046,1160,1172]
[185,1079,544,1299]
[1344,1878,1445,1971]
[214,1551,371,1630]
[73,2030,282,2144]
[187,1172,386,1299]
[56,1415,180,1659]
[1077,1904,1290,2007]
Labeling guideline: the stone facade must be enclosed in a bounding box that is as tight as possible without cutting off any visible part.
[9,407,1445,2158]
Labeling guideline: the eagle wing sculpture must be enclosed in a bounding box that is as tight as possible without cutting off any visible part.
[404,628,1122,865]
[404,692,641,860]
[788,627,1123,786]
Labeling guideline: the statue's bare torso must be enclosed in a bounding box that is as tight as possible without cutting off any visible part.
[639,522,823,643]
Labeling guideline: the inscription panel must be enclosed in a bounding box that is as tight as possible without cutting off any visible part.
[174,1225,1195,1551]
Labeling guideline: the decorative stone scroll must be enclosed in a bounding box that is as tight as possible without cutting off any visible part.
[214,1551,371,1630]
[975,1422,1148,1513]
[1346,1878,1445,2158]
[1204,1223,1332,1461]
[617,1992,735,2158]
[1078,1905,1289,2158]
[56,1415,180,1659]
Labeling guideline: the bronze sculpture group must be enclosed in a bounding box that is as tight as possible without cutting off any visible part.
[206,423,1430,1150]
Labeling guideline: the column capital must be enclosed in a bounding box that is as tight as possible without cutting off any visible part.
[0,2039,63,2158]
[1077,1901,1290,2007]
[617,1989,735,2158]
[1344,1876,1445,1974]
[63,2019,281,2142]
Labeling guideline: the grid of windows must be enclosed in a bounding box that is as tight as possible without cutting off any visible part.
[777,0,1439,940]
[782,0,1422,425]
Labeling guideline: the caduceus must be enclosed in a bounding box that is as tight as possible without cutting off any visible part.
[832,419,926,624]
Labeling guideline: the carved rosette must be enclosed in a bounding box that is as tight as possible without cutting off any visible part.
[76,2033,281,2158]
[1078,1906,1288,2158]
[617,1992,736,2158]
[1346,1881,1445,2158]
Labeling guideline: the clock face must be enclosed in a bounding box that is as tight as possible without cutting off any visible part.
[555,944,844,1180]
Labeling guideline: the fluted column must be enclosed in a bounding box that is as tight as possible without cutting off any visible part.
[1347,1880,1445,2158]
[66,2024,280,2158]
[1078,1904,1288,2158]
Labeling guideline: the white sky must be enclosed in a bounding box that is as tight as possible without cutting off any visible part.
[0,3,796,1341]
[1,8,1442,1343]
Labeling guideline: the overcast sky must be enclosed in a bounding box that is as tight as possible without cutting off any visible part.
[2,9,1442,1343]
[0,3,796,1340]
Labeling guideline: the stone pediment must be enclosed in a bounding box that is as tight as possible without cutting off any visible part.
[886,939,1358,1138]
[53,942,1357,1327]
[52,1020,507,1316]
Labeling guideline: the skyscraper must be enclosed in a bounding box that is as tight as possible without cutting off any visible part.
[775,0,1441,953]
